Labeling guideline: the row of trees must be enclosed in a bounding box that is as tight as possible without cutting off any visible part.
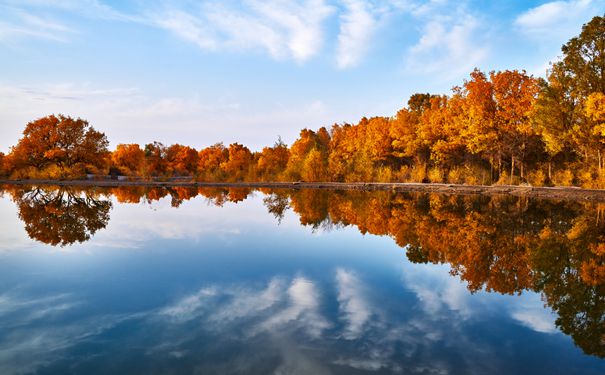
[1,16,605,186]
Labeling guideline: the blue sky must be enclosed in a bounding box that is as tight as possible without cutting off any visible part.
[1,0,604,152]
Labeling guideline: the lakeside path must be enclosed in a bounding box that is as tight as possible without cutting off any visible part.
[3,179,605,202]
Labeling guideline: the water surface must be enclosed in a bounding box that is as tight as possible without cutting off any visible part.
[0,185,604,374]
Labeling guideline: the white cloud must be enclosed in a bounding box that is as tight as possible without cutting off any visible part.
[335,268,371,339]
[336,0,378,68]
[406,13,488,78]
[208,278,284,324]
[0,81,338,152]
[160,287,217,322]
[0,8,75,43]
[402,261,474,318]
[150,0,334,63]
[255,276,331,338]
[510,295,558,334]
[515,0,604,39]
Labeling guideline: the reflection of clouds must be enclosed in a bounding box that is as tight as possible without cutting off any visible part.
[160,287,217,322]
[0,198,35,252]
[510,295,557,334]
[157,276,330,340]
[0,291,139,375]
[208,278,284,324]
[92,197,240,249]
[335,268,371,339]
[0,293,77,325]
[401,259,559,336]
[254,277,330,338]
[402,261,473,318]
[0,263,568,374]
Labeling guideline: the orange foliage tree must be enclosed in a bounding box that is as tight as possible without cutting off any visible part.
[10,114,109,178]
[111,144,145,176]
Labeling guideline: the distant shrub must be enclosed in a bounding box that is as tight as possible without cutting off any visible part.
[427,167,443,183]
[375,166,393,182]
[410,164,426,183]
[552,169,575,186]
[447,167,464,184]
[527,169,546,186]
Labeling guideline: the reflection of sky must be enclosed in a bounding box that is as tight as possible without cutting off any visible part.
[0,192,604,374]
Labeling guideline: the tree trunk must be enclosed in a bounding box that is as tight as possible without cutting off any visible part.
[548,161,552,181]
[510,157,515,185]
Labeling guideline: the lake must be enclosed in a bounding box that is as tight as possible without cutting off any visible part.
[0,185,604,374]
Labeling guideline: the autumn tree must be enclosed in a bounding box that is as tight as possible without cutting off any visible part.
[584,93,605,169]
[286,128,330,181]
[144,142,168,177]
[533,15,605,173]
[111,144,145,176]
[221,143,253,182]
[166,144,199,176]
[0,152,5,177]
[197,143,229,181]
[10,114,109,178]
[256,138,290,181]
[491,70,541,181]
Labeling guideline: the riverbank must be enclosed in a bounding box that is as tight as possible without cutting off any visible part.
[3,179,605,202]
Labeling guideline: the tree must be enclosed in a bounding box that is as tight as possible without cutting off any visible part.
[286,128,329,181]
[533,15,605,171]
[221,143,253,182]
[111,144,145,176]
[584,92,605,169]
[491,70,540,181]
[198,143,228,181]
[11,114,109,177]
[144,142,167,177]
[166,144,199,176]
[0,152,5,177]
[256,138,290,181]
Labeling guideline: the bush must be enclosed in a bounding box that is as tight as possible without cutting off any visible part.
[526,169,546,186]
[375,166,393,182]
[427,167,443,183]
[552,169,575,186]
[410,164,427,183]
[447,167,464,184]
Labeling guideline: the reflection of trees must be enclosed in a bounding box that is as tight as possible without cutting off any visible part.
[267,189,605,358]
[11,186,112,247]
[3,184,604,356]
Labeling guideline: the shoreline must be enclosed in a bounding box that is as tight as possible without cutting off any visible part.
[2,179,605,202]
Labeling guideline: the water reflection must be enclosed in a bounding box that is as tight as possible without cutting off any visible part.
[1,184,604,371]
[10,186,111,246]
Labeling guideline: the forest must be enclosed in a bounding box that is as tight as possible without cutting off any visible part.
[1,16,605,187]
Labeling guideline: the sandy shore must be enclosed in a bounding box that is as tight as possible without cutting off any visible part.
[3,179,605,202]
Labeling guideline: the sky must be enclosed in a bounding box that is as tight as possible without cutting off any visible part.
[0,0,604,152]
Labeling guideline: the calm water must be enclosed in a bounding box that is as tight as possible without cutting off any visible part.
[0,185,604,374]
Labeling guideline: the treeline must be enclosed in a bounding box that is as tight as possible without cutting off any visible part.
[1,16,605,187]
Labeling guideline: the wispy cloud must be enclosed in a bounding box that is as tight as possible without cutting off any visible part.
[406,10,488,79]
[336,0,379,68]
[0,7,75,43]
[335,268,371,339]
[515,0,604,40]
[150,0,334,63]
[255,276,331,338]
[510,295,558,334]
